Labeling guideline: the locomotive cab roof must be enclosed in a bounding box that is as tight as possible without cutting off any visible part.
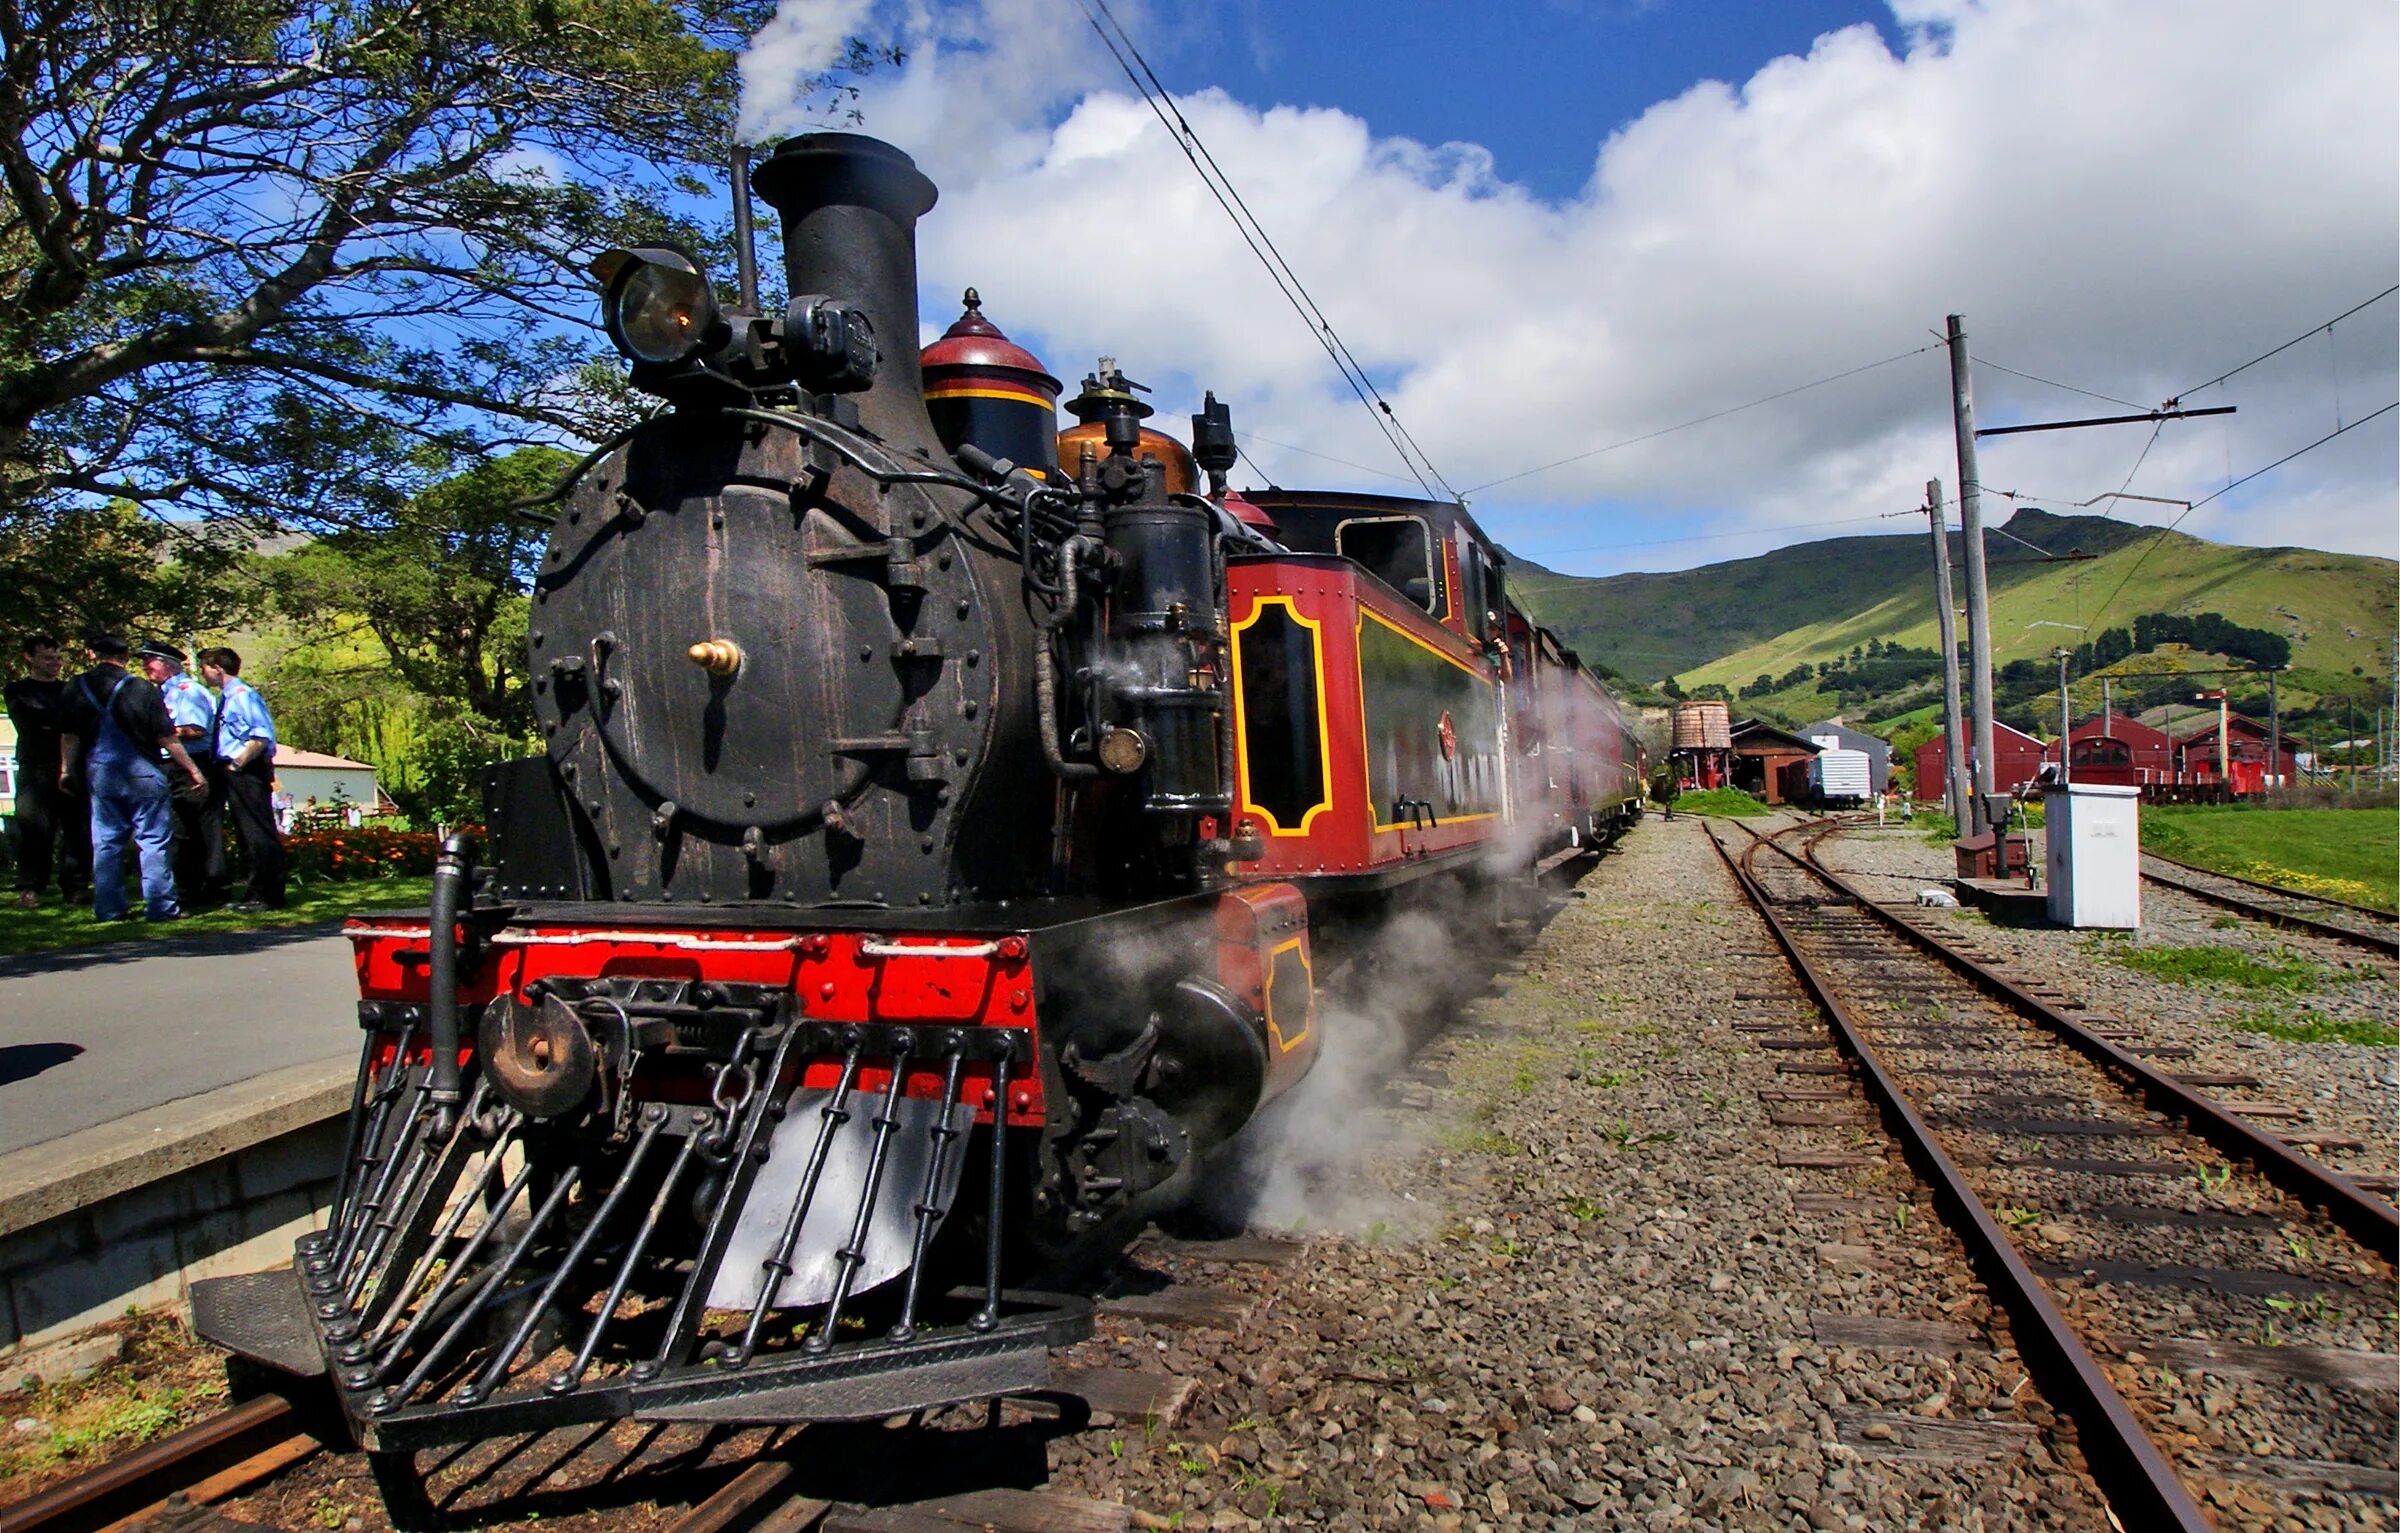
[1243,489,1507,643]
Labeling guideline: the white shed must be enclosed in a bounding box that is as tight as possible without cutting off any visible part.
[275,748,384,818]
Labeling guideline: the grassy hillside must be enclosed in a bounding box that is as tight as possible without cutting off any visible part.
[1511,510,2394,732]
[1510,512,2143,680]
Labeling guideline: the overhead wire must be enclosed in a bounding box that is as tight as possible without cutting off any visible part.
[1461,342,1943,496]
[1072,0,1455,503]
[2083,400,2396,637]
[2171,284,2397,401]
[1240,431,1416,486]
[1969,358,2143,411]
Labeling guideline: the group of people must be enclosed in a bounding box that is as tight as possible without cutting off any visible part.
[6,633,289,921]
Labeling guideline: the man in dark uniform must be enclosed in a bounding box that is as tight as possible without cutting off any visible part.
[6,634,90,907]
[141,639,228,907]
[60,633,207,921]
[197,647,288,910]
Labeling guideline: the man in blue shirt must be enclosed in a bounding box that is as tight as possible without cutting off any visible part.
[60,633,207,921]
[197,647,288,910]
[140,639,228,907]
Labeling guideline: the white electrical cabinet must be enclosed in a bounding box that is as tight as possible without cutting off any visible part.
[2046,783,2142,929]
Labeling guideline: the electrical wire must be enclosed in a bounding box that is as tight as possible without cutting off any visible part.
[1970,358,2143,411]
[2172,285,2397,401]
[1240,431,1418,486]
[1461,342,1943,496]
[1073,0,1455,503]
[2083,400,2396,636]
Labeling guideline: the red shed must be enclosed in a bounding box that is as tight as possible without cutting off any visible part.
[1729,719,1821,805]
[2045,712,2177,786]
[1912,720,2048,803]
[2177,712,2297,795]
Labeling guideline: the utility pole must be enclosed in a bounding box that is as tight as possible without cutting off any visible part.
[2053,649,2074,785]
[2216,690,2230,784]
[2266,669,2280,796]
[2101,676,2113,734]
[1948,314,1998,830]
[1926,478,1970,827]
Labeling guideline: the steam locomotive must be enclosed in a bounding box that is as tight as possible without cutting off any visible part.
[193,133,1645,1463]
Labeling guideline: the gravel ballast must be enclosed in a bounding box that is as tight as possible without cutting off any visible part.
[1044,816,2118,1529]
[1813,820,2397,1191]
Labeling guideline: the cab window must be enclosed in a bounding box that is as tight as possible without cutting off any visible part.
[1458,536,1496,644]
[1336,515,1445,618]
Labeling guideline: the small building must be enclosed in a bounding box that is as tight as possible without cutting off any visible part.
[1729,719,1823,805]
[2176,712,2298,795]
[2045,712,2176,786]
[1912,720,2049,803]
[1798,718,1894,795]
[276,748,386,820]
[0,712,19,819]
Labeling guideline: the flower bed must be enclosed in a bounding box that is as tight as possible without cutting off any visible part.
[284,826,449,882]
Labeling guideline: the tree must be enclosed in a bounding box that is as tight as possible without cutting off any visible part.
[265,447,567,730]
[0,0,892,529]
[0,498,255,654]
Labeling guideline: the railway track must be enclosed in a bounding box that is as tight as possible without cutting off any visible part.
[1,859,1606,1533]
[1707,816,2398,1531]
[0,1239,1279,1533]
[2140,852,2400,958]
[0,1394,328,1533]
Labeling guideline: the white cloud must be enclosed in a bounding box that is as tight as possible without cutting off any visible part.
[754,0,2399,573]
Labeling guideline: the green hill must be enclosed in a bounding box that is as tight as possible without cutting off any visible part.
[1509,508,2394,737]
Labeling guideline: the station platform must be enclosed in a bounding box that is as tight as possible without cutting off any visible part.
[0,924,369,1355]
[0,923,362,1159]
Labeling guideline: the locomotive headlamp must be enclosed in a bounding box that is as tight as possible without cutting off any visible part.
[594,246,723,367]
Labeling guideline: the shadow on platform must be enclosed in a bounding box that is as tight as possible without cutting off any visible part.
[0,918,353,979]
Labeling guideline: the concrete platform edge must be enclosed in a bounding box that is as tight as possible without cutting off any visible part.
[0,1058,353,1238]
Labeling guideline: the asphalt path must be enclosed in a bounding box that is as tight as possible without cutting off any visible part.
[0,923,362,1158]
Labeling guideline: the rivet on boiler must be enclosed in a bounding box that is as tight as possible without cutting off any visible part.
[686,638,743,675]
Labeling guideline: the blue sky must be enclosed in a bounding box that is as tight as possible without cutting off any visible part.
[1199,1,1903,202]
[740,1,2398,583]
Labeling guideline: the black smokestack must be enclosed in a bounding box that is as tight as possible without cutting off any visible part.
[750,133,940,453]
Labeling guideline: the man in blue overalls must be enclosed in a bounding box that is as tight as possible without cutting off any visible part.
[141,639,228,908]
[59,634,209,921]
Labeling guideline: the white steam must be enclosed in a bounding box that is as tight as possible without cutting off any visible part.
[739,0,879,142]
[1210,907,1469,1235]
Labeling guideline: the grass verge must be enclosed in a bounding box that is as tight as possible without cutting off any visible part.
[2102,941,2326,993]
[2141,805,2398,913]
[1671,788,1773,818]
[0,1311,227,1497]
[2224,1006,2399,1047]
[0,876,431,957]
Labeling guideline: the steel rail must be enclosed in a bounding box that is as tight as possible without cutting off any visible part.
[1706,826,2217,1532]
[2144,849,2398,923]
[662,1458,816,1533]
[0,1395,314,1533]
[2138,855,2398,958]
[1747,821,2399,1253]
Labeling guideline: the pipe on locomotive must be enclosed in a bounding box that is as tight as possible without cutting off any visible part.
[425,834,472,1131]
